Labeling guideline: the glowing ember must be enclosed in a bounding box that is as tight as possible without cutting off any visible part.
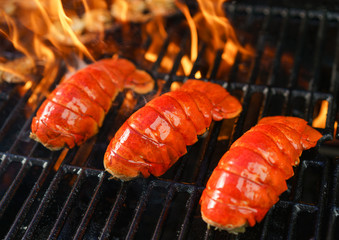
[170,81,182,91]
[180,55,194,76]
[195,71,202,79]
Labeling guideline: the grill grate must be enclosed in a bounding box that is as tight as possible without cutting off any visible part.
[0,3,339,240]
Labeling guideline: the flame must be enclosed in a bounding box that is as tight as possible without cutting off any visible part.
[170,81,182,91]
[0,0,104,107]
[222,40,238,65]
[114,0,129,22]
[31,0,95,62]
[143,0,251,78]
[312,100,338,138]
[0,65,26,82]
[1,0,96,68]
[144,16,172,69]
[0,12,34,61]
[53,148,69,171]
[313,100,328,129]
[195,71,202,79]
[180,55,194,76]
[194,0,251,72]
[175,1,198,62]
[55,1,94,61]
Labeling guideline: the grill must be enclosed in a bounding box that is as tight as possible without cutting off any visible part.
[0,1,339,239]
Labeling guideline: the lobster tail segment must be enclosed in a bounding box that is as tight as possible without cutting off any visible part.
[180,80,242,120]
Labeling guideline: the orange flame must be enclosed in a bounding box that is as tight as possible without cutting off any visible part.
[312,100,338,138]
[0,12,34,61]
[0,0,105,109]
[313,100,329,129]
[175,1,198,62]
[143,0,251,78]
[1,0,96,67]
[144,16,170,66]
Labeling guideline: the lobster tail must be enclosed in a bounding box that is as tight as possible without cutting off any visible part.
[104,80,242,180]
[30,58,154,150]
[200,116,322,234]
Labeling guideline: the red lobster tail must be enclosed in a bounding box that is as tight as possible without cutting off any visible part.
[199,116,322,234]
[30,58,154,150]
[104,80,242,181]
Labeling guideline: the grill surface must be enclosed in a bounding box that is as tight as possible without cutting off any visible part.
[0,2,339,240]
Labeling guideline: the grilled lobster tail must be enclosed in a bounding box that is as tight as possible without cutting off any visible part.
[30,58,154,150]
[104,79,242,181]
[199,116,323,234]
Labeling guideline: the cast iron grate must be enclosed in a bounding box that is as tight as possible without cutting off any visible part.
[0,3,338,240]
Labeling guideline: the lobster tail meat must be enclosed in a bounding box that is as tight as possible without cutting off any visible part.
[30,58,154,151]
[200,116,322,234]
[104,79,242,181]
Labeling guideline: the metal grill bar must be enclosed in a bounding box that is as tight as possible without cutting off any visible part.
[309,13,327,92]
[47,169,85,240]
[72,172,106,239]
[268,11,289,86]
[313,157,330,240]
[0,87,34,143]
[177,189,200,240]
[0,158,30,218]
[188,43,207,78]
[0,153,52,239]
[0,3,338,240]
[150,35,171,73]
[248,8,272,85]
[124,181,154,239]
[151,185,176,239]
[326,161,339,240]
[288,12,308,88]
[98,182,126,240]
[21,167,67,239]
[4,160,51,239]
[7,112,36,155]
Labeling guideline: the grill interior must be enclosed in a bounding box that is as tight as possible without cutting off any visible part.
[0,2,339,240]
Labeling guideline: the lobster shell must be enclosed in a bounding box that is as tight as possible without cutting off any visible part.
[199,116,323,234]
[30,58,154,150]
[104,79,242,180]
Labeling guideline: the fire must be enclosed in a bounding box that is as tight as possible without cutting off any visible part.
[112,0,129,22]
[175,1,198,62]
[313,100,328,129]
[1,0,249,100]
[192,0,251,76]
[53,0,95,62]
[222,40,238,66]
[312,100,338,138]
[0,0,105,107]
[143,0,251,79]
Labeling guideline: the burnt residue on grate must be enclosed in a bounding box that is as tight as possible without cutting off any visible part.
[0,3,338,240]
